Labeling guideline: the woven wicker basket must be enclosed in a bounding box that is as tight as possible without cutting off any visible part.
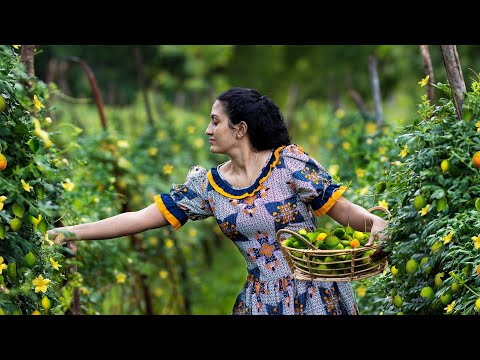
[276,206,390,282]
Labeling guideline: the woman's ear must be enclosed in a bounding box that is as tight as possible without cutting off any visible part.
[237,121,248,137]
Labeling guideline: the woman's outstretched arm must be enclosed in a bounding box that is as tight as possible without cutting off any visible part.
[326,197,388,246]
[48,203,170,243]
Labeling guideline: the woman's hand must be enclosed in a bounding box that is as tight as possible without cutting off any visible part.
[47,229,73,245]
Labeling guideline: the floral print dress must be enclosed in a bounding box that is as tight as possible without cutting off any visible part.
[154,144,358,315]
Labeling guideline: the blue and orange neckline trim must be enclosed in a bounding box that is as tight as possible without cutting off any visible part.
[207,146,285,199]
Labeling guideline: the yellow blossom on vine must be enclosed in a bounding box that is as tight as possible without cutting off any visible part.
[342,141,351,150]
[359,186,369,196]
[165,238,174,249]
[0,256,7,273]
[356,286,367,298]
[117,140,129,148]
[32,275,51,293]
[418,75,430,87]
[159,270,168,279]
[21,179,33,192]
[472,235,480,249]
[0,196,7,211]
[355,168,366,178]
[116,273,126,284]
[328,164,339,177]
[163,164,174,175]
[62,178,75,192]
[399,144,408,158]
[442,230,454,245]
[419,204,430,216]
[148,147,158,156]
[475,121,480,132]
[444,301,455,314]
[33,95,45,111]
[378,200,389,210]
[472,81,480,95]
[50,257,61,270]
[80,287,90,295]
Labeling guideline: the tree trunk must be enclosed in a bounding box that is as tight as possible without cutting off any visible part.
[440,45,466,120]
[346,72,369,116]
[68,56,108,130]
[419,45,435,103]
[20,45,35,78]
[368,52,384,128]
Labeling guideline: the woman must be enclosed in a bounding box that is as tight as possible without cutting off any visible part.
[49,87,387,315]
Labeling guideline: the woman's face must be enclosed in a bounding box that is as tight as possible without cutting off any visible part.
[205,100,238,155]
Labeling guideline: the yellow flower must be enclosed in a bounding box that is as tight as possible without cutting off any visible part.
[472,235,480,249]
[33,95,45,111]
[165,238,174,249]
[365,122,377,135]
[355,168,366,178]
[188,229,197,238]
[117,140,129,148]
[0,256,7,273]
[328,164,339,177]
[418,75,430,87]
[378,200,389,210]
[187,126,196,134]
[335,108,346,119]
[45,117,52,124]
[21,179,33,192]
[80,287,90,295]
[442,230,454,245]
[378,146,387,155]
[419,204,430,216]
[32,275,51,293]
[61,178,75,192]
[476,121,480,132]
[444,300,455,314]
[366,138,373,145]
[157,130,167,140]
[148,147,158,156]
[0,195,7,211]
[50,257,61,270]
[399,144,408,158]
[193,138,204,149]
[359,186,369,196]
[342,141,351,150]
[43,232,55,246]
[380,156,388,163]
[339,128,347,136]
[325,142,334,151]
[31,310,41,315]
[356,286,367,298]
[159,270,168,279]
[12,45,21,49]
[154,287,164,297]
[163,164,174,175]
[116,273,126,284]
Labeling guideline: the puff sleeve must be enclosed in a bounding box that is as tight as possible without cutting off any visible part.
[154,165,213,230]
[282,144,347,216]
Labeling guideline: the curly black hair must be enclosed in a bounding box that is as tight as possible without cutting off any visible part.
[216,87,292,151]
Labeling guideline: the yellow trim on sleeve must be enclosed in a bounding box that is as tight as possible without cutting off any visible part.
[314,185,347,216]
[154,194,182,230]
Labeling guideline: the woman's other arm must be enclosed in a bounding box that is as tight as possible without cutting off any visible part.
[48,203,170,243]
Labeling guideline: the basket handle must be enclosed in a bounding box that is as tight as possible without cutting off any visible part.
[276,228,319,250]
